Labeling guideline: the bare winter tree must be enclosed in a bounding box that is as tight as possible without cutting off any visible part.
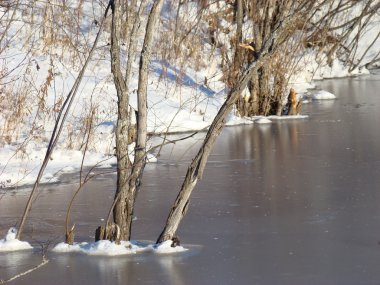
[224,0,380,117]
[309,0,380,71]
[96,0,165,242]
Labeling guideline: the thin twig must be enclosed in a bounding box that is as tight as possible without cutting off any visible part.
[0,256,49,284]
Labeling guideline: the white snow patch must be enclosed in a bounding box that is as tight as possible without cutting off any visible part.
[268,115,309,120]
[226,113,309,126]
[60,166,76,173]
[225,115,254,126]
[53,240,147,256]
[255,118,272,124]
[312,90,336,100]
[52,240,188,256]
[0,228,33,252]
[153,240,188,254]
[146,153,157,163]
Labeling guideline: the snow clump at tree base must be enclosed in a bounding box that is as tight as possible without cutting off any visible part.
[0,228,33,252]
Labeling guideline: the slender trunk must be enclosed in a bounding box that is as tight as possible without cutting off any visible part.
[156,66,259,243]
[235,0,243,54]
[122,0,164,239]
[232,0,245,116]
[111,0,132,241]
[16,2,111,240]
[125,1,144,84]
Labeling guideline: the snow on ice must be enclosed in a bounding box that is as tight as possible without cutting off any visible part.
[0,228,33,252]
[52,240,187,256]
[312,90,337,100]
[255,117,272,124]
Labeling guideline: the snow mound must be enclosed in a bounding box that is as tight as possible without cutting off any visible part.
[0,227,33,252]
[53,239,188,256]
[61,166,76,173]
[52,240,147,256]
[269,115,309,120]
[255,117,272,124]
[312,90,336,100]
[225,115,254,126]
[153,240,188,254]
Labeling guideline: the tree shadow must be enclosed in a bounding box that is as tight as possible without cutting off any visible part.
[151,60,216,97]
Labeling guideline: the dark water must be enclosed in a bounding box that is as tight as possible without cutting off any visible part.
[1,71,380,284]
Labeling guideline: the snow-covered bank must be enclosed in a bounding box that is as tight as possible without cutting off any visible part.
[0,148,115,189]
[0,141,158,189]
[0,0,378,189]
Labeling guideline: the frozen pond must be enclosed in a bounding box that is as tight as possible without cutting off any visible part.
[1,71,380,284]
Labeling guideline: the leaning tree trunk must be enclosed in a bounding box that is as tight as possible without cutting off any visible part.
[156,16,293,244]
[16,2,111,240]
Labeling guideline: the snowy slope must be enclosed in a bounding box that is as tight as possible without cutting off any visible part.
[0,1,379,188]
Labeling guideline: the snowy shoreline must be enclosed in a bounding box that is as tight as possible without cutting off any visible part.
[0,86,349,190]
[0,0,377,190]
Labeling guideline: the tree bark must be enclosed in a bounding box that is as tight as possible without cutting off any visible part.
[125,0,144,84]
[111,0,133,241]
[123,0,164,240]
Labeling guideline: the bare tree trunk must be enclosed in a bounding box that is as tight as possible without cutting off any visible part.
[125,1,145,85]
[233,0,244,116]
[235,0,243,55]
[157,16,293,244]
[109,0,164,241]
[110,1,143,240]
[111,0,133,241]
[125,0,164,240]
